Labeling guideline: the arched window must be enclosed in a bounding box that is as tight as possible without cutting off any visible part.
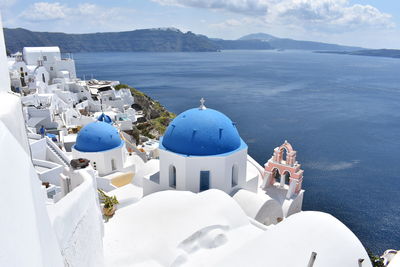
[169,165,176,188]
[232,164,238,187]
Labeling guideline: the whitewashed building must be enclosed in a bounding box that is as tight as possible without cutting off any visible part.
[0,13,384,267]
[23,46,76,81]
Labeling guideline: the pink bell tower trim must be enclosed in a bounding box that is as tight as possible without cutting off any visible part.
[263,141,304,198]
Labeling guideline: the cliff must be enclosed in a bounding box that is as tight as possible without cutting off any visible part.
[114,84,175,140]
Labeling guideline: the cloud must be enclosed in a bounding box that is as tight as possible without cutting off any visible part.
[17,2,136,32]
[76,3,131,25]
[211,17,263,29]
[152,0,268,16]
[152,0,395,31]
[271,0,394,31]
[306,160,360,171]
[0,0,16,8]
[0,0,15,9]
[19,2,68,22]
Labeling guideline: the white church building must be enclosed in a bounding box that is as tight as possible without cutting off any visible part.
[158,101,251,193]
[141,100,304,226]
[72,121,130,176]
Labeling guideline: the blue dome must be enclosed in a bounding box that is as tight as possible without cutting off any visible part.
[74,121,123,152]
[161,108,245,156]
[97,113,112,124]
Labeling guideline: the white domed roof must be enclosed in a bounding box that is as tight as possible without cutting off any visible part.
[215,211,373,267]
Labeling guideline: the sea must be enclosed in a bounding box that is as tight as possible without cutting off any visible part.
[74,50,400,254]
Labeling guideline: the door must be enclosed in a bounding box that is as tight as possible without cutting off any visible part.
[200,171,210,192]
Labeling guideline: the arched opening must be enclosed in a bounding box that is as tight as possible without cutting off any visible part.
[280,147,289,163]
[200,171,210,192]
[169,165,176,188]
[231,164,238,187]
[272,168,280,184]
[282,171,290,186]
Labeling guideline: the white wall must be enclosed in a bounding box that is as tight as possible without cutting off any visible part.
[0,93,31,154]
[33,159,64,186]
[0,121,64,267]
[284,191,304,217]
[48,169,104,267]
[72,145,126,176]
[158,148,248,194]
[54,59,76,79]
[23,47,61,66]
[233,189,283,225]
[30,138,47,160]
[34,66,50,86]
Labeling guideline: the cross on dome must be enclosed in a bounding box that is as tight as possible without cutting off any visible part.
[199,97,206,110]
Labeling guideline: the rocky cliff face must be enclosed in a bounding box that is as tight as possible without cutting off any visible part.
[115,84,175,140]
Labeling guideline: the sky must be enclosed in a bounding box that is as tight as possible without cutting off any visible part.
[0,0,399,48]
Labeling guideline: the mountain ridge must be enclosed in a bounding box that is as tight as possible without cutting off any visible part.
[2,27,370,53]
[239,32,364,51]
[4,27,219,53]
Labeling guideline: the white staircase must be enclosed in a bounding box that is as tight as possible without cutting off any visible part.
[45,137,70,167]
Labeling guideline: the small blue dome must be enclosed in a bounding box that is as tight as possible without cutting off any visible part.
[74,121,123,152]
[161,108,244,156]
[97,113,112,124]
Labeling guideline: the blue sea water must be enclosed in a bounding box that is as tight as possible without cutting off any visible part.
[74,50,400,253]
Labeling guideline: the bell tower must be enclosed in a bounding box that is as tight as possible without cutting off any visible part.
[262,141,304,199]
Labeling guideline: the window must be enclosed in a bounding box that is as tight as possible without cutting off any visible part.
[50,67,54,71]
[43,56,47,61]
[200,171,210,191]
[232,164,238,187]
[20,67,23,71]
[42,73,46,83]
[169,165,176,188]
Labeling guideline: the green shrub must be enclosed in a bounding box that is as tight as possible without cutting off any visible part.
[367,249,384,267]
[98,189,119,209]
